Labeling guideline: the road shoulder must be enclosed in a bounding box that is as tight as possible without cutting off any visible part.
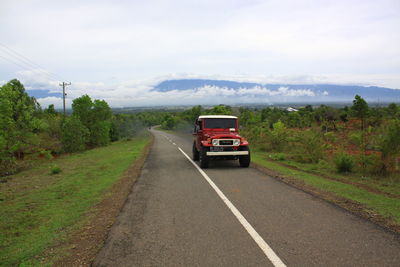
[52,135,154,266]
[251,155,400,235]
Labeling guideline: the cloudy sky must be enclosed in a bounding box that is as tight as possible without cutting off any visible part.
[0,0,399,107]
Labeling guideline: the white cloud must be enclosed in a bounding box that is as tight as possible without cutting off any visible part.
[34,78,321,108]
[0,0,399,89]
[1,0,399,107]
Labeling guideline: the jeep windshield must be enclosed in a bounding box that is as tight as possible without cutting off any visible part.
[203,118,236,129]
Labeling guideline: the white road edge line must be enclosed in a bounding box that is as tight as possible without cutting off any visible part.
[177,147,286,267]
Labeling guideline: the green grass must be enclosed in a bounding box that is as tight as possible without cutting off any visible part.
[252,152,400,225]
[258,151,400,196]
[0,136,150,267]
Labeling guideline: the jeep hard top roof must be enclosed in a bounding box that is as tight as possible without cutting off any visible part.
[198,115,237,120]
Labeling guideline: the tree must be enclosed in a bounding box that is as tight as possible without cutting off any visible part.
[92,100,112,121]
[71,95,112,147]
[268,120,288,151]
[350,95,370,172]
[239,108,257,127]
[386,103,398,118]
[61,116,89,152]
[161,114,177,130]
[351,95,369,130]
[0,79,40,161]
[90,121,111,146]
[72,95,93,128]
[315,105,339,131]
[44,104,58,116]
[379,119,400,173]
[209,105,232,115]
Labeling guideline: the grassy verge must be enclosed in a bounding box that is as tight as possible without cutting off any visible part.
[252,151,400,231]
[265,152,400,196]
[0,136,150,266]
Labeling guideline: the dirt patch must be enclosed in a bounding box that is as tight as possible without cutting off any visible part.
[52,136,154,267]
[251,162,400,235]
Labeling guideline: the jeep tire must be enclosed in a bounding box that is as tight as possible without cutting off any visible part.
[192,142,199,161]
[239,146,251,168]
[199,147,209,168]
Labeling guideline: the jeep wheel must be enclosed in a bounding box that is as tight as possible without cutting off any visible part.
[239,146,251,168]
[199,147,209,168]
[192,142,199,161]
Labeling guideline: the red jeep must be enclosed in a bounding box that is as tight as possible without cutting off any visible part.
[192,115,250,168]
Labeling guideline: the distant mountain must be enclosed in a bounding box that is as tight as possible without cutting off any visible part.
[154,79,400,102]
[26,79,400,106]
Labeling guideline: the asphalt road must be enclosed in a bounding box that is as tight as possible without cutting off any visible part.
[93,129,400,267]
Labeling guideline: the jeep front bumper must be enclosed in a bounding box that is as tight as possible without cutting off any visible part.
[206,151,249,156]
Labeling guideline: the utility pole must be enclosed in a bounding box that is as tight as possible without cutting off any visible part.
[59,82,71,116]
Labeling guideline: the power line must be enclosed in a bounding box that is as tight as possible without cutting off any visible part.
[0,42,71,112]
[0,49,59,82]
[0,53,59,83]
[0,42,64,81]
[0,54,35,72]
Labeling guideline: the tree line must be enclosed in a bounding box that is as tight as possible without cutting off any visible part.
[0,79,158,176]
[2,79,399,178]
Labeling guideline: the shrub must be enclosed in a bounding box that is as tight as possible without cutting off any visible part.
[356,153,384,175]
[334,153,354,173]
[379,119,400,173]
[50,165,62,175]
[89,121,111,147]
[39,150,53,160]
[291,129,324,163]
[269,153,286,161]
[268,120,288,152]
[61,116,89,152]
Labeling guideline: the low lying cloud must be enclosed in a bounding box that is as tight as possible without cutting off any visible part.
[32,81,320,108]
[4,72,396,108]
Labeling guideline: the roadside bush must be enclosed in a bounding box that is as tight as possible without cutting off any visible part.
[269,153,286,161]
[50,165,62,175]
[267,120,288,152]
[38,114,63,154]
[291,129,324,163]
[89,121,111,147]
[334,153,354,173]
[379,119,400,173]
[356,153,384,175]
[61,116,89,152]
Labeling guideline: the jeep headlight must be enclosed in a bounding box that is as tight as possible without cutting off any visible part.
[212,139,219,146]
[233,139,240,146]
